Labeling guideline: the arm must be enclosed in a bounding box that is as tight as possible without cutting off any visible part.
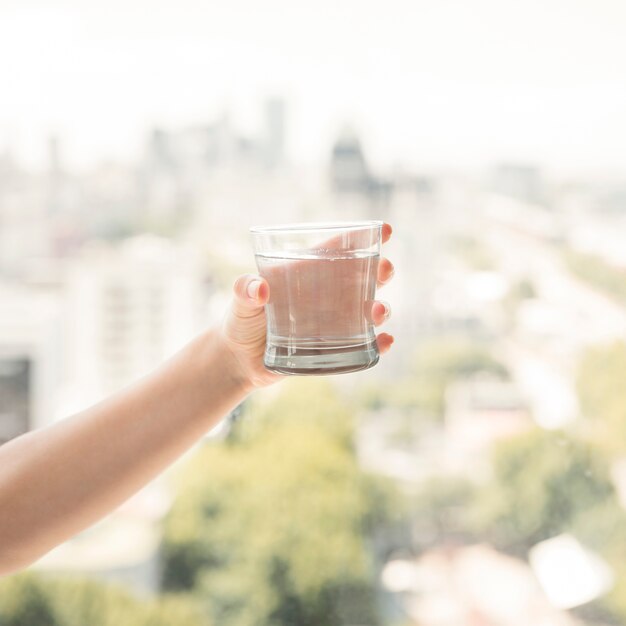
[0,328,249,577]
[0,226,394,576]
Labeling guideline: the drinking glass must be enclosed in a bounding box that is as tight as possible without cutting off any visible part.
[250,221,382,375]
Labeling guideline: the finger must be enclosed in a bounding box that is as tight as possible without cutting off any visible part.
[377,257,394,287]
[381,222,392,244]
[371,301,391,326]
[376,332,394,355]
[231,273,270,318]
[320,222,393,252]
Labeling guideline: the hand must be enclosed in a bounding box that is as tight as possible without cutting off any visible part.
[219,223,395,390]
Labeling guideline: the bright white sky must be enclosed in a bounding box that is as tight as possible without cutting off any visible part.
[1,0,626,173]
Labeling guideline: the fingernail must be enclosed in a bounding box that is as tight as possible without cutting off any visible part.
[388,263,395,279]
[382,301,391,320]
[247,280,261,299]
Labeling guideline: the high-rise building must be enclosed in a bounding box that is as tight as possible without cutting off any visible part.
[146,128,176,173]
[0,145,19,188]
[0,284,63,442]
[330,128,370,193]
[263,98,286,169]
[0,357,30,444]
[46,134,66,216]
[66,236,204,400]
[492,163,545,205]
[47,134,63,179]
[329,128,392,215]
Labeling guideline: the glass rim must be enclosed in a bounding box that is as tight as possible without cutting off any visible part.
[249,220,383,235]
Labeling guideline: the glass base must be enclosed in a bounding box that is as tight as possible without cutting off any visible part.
[264,338,379,376]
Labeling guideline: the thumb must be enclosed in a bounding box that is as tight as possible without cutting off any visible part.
[231,274,270,318]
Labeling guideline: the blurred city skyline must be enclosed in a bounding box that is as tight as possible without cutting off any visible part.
[3,3,626,624]
[2,0,626,175]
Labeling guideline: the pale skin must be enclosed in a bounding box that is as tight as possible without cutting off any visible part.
[0,224,394,577]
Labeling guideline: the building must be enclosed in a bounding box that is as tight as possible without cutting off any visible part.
[263,97,286,170]
[0,283,63,441]
[0,176,53,276]
[0,356,30,444]
[492,163,546,206]
[330,128,370,193]
[65,236,204,402]
[329,128,392,215]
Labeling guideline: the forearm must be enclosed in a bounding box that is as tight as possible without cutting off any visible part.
[0,328,249,576]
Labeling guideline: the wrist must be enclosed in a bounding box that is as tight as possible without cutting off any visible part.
[195,328,254,396]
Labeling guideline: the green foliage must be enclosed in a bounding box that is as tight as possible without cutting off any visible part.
[0,574,56,626]
[566,483,626,620]
[509,278,536,301]
[410,425,626,621]
[574,340,626,619]
[141,594,209,626]
[237,378,355,448]
[578,341,626,455]
[412,477,477,545]
[162,378,381,626]
[409,337,507,416]
[358,337,507,418]
[358,382,387,411]
[0,574,207,626]
[503,277,536,321]
[391,376,448,416]
[472,429,615,555]
[412,337,508,382]
[564,250,626,305]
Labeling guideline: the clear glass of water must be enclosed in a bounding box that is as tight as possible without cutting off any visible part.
[250,221,383,375]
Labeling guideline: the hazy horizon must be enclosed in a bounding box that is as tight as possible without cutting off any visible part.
[2,0,626,176]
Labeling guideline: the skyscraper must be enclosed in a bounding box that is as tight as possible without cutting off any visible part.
[330,127,370,193]
[0,357,30,444]
[492,163,545,206]
[0,284,62,441]
[329,127,392,215]
[263,98,286,170]
[46,134,65,215]
[66,236,203,399]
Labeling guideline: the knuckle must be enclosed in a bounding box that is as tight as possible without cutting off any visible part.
[234,274,255,298]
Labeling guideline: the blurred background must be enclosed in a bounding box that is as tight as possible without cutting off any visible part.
[2,1,626,625]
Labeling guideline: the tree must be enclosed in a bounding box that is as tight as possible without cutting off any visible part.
[574,341,626,619]
[0,574,57,626]
[578,341,626,456]
[162,378,382,626]
[0,574,208,626]
[367,337,508,417]
[510,277,536,301]
[472,429,615,555]
[564,251,626,306]
[411,477,477,547]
